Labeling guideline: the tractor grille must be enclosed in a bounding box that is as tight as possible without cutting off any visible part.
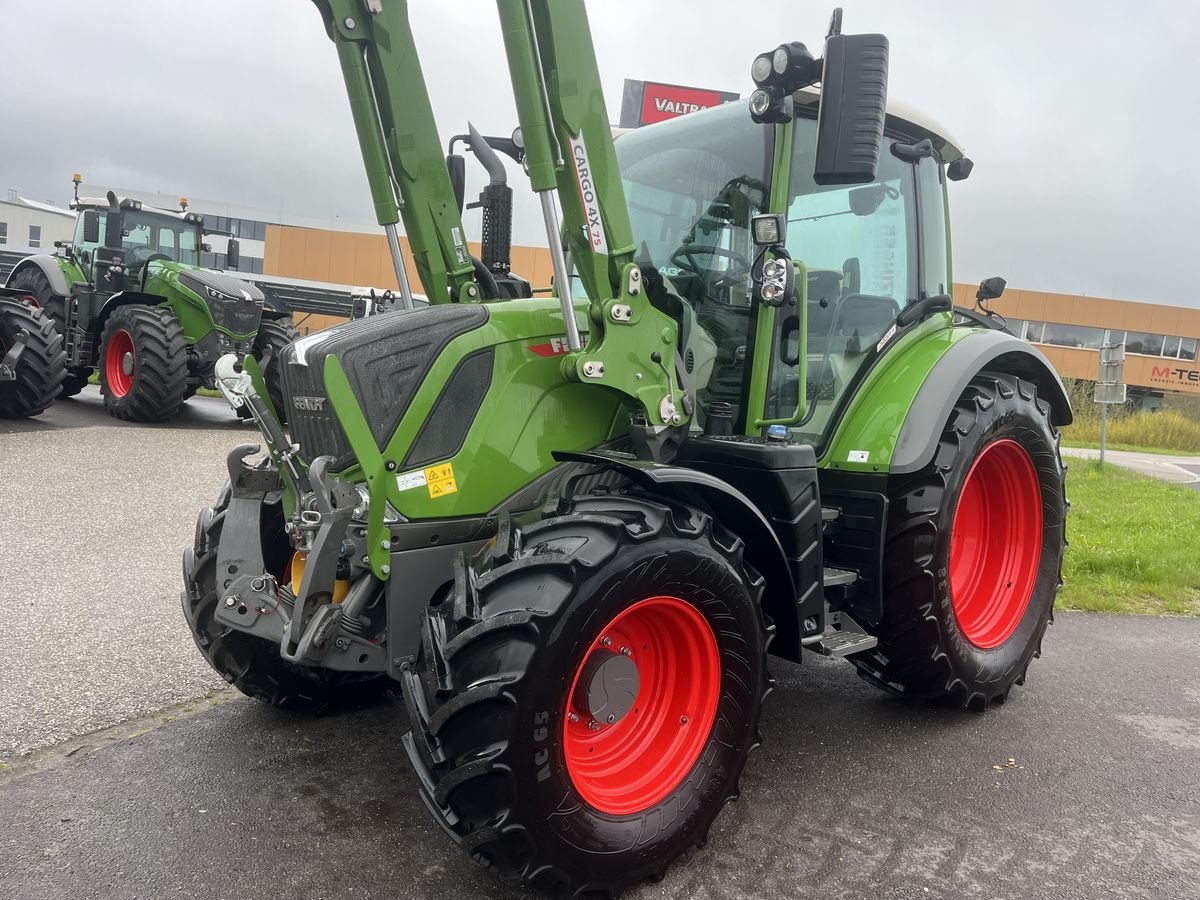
[281,305,490,468]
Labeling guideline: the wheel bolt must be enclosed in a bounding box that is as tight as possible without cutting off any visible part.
[600,636,612,646]
[680,715,689,725]
[568,712,579,723]
[620,646,632,657]
[224,597,236,608]
[588,720,601,731]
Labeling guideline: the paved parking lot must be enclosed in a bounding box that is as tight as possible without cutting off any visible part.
[0,388,245,758]
[1,615,1197,900]
[1,390,1198,899]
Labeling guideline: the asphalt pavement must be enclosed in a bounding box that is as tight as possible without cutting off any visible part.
[0,388,249,757]
[0,613,1197,900]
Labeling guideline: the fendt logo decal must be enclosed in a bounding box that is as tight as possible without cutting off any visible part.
[568,134,608,255]
[292,395,327,412]
[528,337,572,357]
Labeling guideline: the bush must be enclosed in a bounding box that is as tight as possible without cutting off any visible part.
[1061,378,1200,453]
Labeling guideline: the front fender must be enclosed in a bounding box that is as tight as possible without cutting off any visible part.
[553,449,804,662]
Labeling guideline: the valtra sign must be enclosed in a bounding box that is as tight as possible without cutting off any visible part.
[619,79,739,128]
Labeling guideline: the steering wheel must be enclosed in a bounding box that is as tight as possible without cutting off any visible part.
[670,245,752,287]
[144,253,171,265]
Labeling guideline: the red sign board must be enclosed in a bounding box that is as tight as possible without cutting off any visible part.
[620,79,739,128]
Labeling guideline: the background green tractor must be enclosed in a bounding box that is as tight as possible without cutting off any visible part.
[181,2,1070,894]
[4,178,297,422]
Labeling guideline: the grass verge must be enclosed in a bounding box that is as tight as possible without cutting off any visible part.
[1060,459,1200,615]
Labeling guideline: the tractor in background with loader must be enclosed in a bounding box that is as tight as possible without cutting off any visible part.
[182,2,1069,894]
[4,178,298,422]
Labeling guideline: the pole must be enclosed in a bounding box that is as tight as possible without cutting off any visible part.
[1100,400,1107,466]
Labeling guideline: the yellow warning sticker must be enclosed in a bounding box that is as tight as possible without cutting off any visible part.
[424,462,457,499]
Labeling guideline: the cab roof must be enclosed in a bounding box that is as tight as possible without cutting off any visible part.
[793,87,965,163]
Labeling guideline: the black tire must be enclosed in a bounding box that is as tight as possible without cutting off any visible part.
[98,304,188,422]
[849,372,1067,711]
[0,297,65,418]
[181,482,389,711]
[7,266,87,398]
[403,491,772,895]
[59,369,91,398]
[253,317,299,424]
[8,266,68,331]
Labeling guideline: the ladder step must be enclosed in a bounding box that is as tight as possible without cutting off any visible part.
[810,612,878,658]
[822,566,858,587]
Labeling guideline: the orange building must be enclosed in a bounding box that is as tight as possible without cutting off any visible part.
[952,284,1200,399]
[260,222,1200,402]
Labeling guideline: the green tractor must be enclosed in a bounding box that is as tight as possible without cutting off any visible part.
[182,2,1069,894]
[4,180,298,422]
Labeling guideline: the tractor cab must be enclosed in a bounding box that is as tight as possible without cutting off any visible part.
[70,196,205,288]
[616,90,965,453]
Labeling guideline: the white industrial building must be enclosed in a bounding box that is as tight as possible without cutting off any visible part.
[0,190,76,251]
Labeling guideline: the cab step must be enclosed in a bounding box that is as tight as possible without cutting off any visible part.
[810,611,878,658]
[822,566,858,587]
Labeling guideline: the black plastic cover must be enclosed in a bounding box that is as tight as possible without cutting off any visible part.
[813,33,889,186]
[281,304,489,466]
[402,347,494,469]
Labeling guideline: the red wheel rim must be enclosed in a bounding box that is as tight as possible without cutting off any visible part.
[105,328,135,398]
[562,596,720,816]
[949,438,1043,649]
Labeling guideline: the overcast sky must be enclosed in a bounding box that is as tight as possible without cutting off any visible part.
[3,0,1197,307]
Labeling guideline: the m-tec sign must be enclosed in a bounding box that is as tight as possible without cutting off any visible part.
[619,79,739,128]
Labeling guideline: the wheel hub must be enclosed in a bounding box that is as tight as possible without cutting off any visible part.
[572,647,639,727]
[122,352,134,377]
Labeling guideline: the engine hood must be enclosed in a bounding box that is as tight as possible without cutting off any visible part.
[178,267,265,303]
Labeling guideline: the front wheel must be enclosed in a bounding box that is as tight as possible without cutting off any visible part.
[98,305,188,422]
[850,372,1067,710]
[403,491,772,895]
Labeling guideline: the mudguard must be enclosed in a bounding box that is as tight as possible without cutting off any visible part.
[824,320,1072,475]
[5,254,83,297]
[553,449,805,661]
[891,330,1071,475]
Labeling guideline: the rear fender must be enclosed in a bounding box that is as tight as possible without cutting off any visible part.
[553,450,804,662]
[824,321,1071,475]
[5,254,84,296]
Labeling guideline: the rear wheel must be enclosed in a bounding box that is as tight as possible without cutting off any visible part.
[181,483,388,711]
[850,372,1067,710]
[0,297,65,418]
[253,317,299,424]
[403,491,771,895]
[98,305,188,421]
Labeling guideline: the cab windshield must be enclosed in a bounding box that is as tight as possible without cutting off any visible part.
[615,103,772,426]
[120,211,201,268]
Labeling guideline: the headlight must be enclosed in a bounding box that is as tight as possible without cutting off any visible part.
[772,46,790,75]
[749,89,774,118]
[750,53,774,86]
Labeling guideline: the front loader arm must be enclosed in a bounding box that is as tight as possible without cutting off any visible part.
[313,0,481,304]
[497,0,687,432]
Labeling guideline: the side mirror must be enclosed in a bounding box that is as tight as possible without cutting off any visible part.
[82,210,100,243]
[446,154,466,214]
[842,257,861,294]
[947,157,974,182]
[977,276,1006,302]
[813,32,889,186]
[226,238,240,271]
